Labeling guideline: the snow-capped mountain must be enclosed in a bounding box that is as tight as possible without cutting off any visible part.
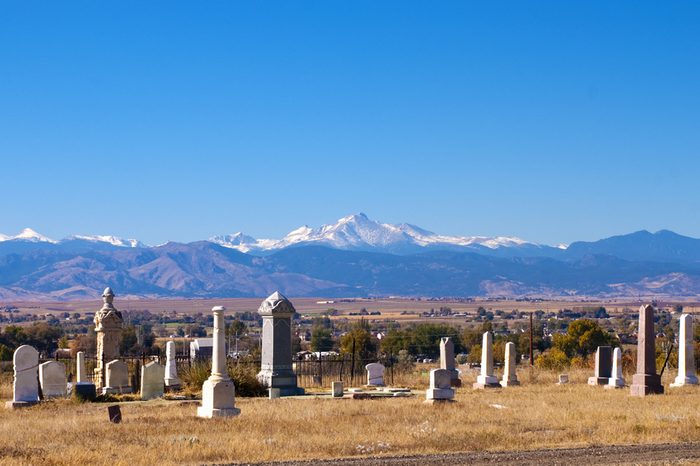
[0,228,58,243]
[69,235,145,248]
[0,229,144,248]
[210,213,548,255]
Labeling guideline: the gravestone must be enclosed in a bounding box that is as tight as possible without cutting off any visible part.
[103,360,132,394]
[39,361,67,398]
[671,314,698,388]
[164,340,181,389]
[588,346,613,385]
[94,287,123,388]
[365,363,385,386]
[140,361,165,400]
[440,337,461,387]
[197,306,240,418]
[630,305,664,396]
[5,345,40,408]
[501,342,519,387]
[605,347,625,389]
[268,388,281,399]
[74,351,96,401]
[425,368,455,403]
[557,374,569,385]
[332,381,344,397]
[76,351,87,383]
[257,292,304,396]
[473,332,501,389]
[108,405,122,423]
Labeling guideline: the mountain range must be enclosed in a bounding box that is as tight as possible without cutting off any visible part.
[1,214,700,300]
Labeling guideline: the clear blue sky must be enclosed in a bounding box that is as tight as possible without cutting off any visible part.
[1,1,699,245]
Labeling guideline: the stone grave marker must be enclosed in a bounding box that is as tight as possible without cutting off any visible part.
[332,381,344,397]
[671,314,699,388]
[108,405,122,424]
[140,361,165,400]
[365,363,385,386]
[5,345,40,409]
[440,337,461,387]
[103,360,132,394]
[630,305,664,396]
[473,332,501,389]
[164,340,181,390]
[501,342,519,387]
[39,361,67,398]
[606,347,625,389]
[588,346,612,385]
[425,368,455,403]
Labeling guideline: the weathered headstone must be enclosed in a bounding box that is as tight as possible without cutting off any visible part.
[94,287,123,388]
[605,347,625,389]
[440,337,461,387]
[365,363,385,386]
[76,351,87,383]
[556,374,569,385]
[39,361,67,398]
[671,314,698,388]
[588,346,612,385]
[268,388,281,399]
[74,351,97,401]
[164,340,181,390]
[103,360,132,394]
[425,368,455,403]
[5,345,40,408]
[501,342,519,387]
[257,292,304,396]
[108,405,122,423]
[140,361,165,400]
[630,305,664,396]
[332,381,344,397]
[473,332,501,389]
[197,306,240,418]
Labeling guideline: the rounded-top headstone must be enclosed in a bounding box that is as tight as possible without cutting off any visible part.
[258,291,296,315]
[212,306,226,312]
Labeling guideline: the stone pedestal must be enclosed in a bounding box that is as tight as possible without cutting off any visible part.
[473,332,501,389]
[39,361,67,398]
[671,314,698,388]
[164,340,181,389]
[605,347,625,389]
[257,292,304,396]
[588,346,612,385]
[440,337,461,387]
[5,345,40,409]
[198,306,240,418]
[501,342,519,387]
[426,368,455,403]
[630,305,664,397]
[94,287,123,389]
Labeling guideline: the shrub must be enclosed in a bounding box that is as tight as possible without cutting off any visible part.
[535,348,569,371]
[179,361,266,397]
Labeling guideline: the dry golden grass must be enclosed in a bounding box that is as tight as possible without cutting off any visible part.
[2,367,700,466]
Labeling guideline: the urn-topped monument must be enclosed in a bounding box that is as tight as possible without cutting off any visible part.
[94,287,123,388]
[257,292,304,396]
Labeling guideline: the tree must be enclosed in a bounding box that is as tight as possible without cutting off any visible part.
[340,319,377,361]
[552,319,617,358]
[310,326,334,352]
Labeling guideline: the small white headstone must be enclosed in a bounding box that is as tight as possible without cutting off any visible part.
[557,374,569,385]
[365,363,385,386]
[671,314,699,387]
[426,368,454,402]
[6,345,40,407]
[39,361,67,398]
[140,361,165,400]
[606,347,625,389]
[103,360,132,394]
[164,340,181,388]
[501,342,519,387]
[76,351,88,384]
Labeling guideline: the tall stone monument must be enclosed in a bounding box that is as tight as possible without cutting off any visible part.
[473,332,501,389]
[94,287,123,388]
[197,306,240,418]
[670,314,698,388]
[164,340,181,389]
[588,346,612,385]
[440,337,461,387]
[630,305,664,396]
[501,342,519,387]
[5,345,40,409]
[257,292,304,396]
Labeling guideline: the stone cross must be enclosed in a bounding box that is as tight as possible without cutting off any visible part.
[365,363,385,386]
[606,347,625,389]
[164,340,181,389]
[39,361,67,398]
[473,332,501,389]
[256,292,304,396]
[630,305,664,396]
[501,342,519,387]
[671,314,699,387]
[103,360,132,394]
[440,337,461,387]
[197,306,240,418]
[425,368,455,403]
[5,345,40,408]
[140,361,165,400]
[94,287,123,388]
[588,346,612,385]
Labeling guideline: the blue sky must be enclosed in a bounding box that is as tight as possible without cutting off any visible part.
[1,1,699,245]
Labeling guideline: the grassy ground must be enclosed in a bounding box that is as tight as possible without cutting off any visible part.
[2,368,700,465]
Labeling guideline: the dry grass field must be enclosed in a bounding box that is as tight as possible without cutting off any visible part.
[2,368,700,465]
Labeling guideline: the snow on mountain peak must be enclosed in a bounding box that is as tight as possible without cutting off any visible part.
[0,228,58,243]
[71,235,145,248]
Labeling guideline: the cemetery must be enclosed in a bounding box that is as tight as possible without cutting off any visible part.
[1,290,700,464]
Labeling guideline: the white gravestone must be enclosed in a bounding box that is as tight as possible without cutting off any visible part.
[425,368,455,403]
[557,374,569,385]
[606,347,625,389]
[39,361,67,398]
[141,361,165,400]
[5,345,40,408]
[164,340,181,389]
[197,306,240,418]
[671,314,699,387]
[365,363,385,386]
[501,342,519,387]
[103,360,132,394]
[473,332,501,389]
[332,381,344,397]
[440,337,461,387]
[76,351,87,384]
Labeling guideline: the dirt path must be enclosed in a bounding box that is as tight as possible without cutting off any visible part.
[237,443,700,465]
